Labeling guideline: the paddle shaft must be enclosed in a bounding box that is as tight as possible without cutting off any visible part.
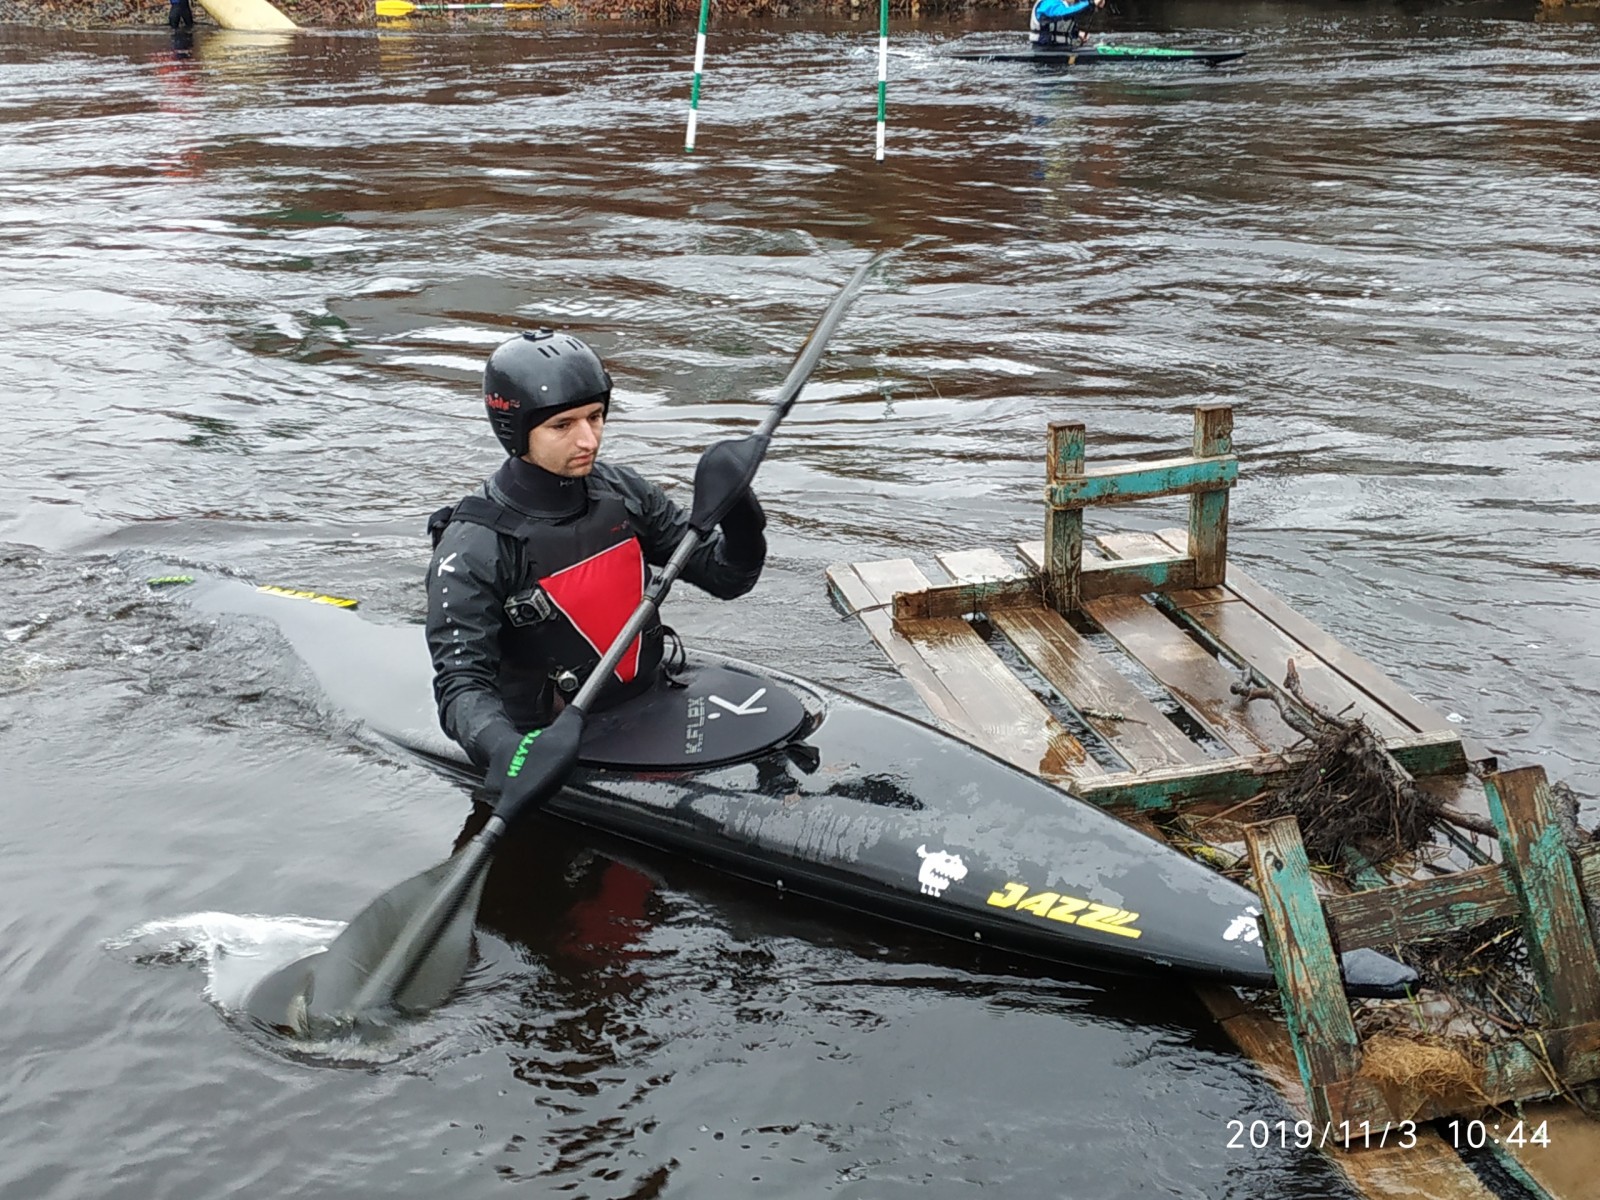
[760,256,875,432]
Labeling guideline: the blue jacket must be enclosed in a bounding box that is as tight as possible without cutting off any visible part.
[1033,0,1092,18]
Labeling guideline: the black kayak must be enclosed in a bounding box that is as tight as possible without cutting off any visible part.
[182,575,1412,998]
[948,44,1247,66]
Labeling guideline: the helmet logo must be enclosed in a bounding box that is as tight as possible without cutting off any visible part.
[485,392,517,411]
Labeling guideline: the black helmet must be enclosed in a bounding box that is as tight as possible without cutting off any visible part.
[483,329,612,457]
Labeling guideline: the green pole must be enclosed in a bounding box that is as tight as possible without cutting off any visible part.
[685,0,712,152]
[874,0,888,160]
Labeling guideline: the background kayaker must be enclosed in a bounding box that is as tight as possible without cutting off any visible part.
[424,328,767,796]
[1029,0,1106,47]
[168,0,195,29]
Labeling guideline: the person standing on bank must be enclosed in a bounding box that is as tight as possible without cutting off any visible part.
[1029,0,1106,47]
[169,0,196,29]
[425,328,767,790]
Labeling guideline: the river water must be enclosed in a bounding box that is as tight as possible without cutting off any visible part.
[2,3,1597,1197]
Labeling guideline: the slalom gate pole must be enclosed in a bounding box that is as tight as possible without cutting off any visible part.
[874,0,889,160]
[684,0,712,152]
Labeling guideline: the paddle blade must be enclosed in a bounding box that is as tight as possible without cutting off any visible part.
[244,851,488,1036]
[374,0,417,15]
[688,433,770,535]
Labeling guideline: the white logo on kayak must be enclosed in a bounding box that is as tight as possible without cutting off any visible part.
[436,553,457,577]
[707,688,767,719]
[1224,907,1261,944]
[916,845,968,898]
[685,694,705,755]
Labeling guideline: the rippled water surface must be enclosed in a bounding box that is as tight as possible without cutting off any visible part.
[3,3,1598,1197]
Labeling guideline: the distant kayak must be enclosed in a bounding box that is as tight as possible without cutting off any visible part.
[947,44,1247,67]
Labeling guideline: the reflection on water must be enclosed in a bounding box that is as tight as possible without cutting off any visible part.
[3,3,1597,1197]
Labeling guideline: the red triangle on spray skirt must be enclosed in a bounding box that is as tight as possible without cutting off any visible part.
[540,538,647,682]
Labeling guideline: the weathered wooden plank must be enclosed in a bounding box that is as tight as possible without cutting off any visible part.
[1324,862,1516,951]
[1187,406,1232,587]
[1081,552,1200,599]
[850,558,1106,783]
[994,608,1214,775]
[891,575,1042,621]
[1072,730,1466,812]
[1485,766,1600,1027]
[1153,529,1496,768]
[1087,592,1300,755]
[1098,531,1419,745]
[1047,453,1238,509]
[1252,808,1600,957]
[1581,841,1600,906]
[1044,422,1084,613]
[1022,535,1299,754]
[1245,816,1363,1127]
[936,548,1209,774]
[1484,1021,1600,1102]
[826,563,973,733]
[893,551,1202,619]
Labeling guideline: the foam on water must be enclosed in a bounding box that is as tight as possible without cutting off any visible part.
[106,911,345,1012]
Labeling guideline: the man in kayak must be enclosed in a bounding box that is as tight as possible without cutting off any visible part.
[1029,0,1106,47]
[425,329,767,791]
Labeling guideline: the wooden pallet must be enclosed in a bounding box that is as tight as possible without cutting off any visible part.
[826,406,1600,1198]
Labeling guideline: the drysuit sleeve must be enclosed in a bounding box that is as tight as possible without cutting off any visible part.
[614,466,764,600]
[426,519,522,769]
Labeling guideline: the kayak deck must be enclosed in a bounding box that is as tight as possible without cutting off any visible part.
[827,403,1600,1162]
[946,44,1247,67]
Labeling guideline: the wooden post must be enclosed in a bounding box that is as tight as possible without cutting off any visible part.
[1188,405,1232,587]
[1245,816,1362,1128]
[1484,766,1600,1028]
[1045,422,1084,613]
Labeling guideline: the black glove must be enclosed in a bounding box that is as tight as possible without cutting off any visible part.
[718,489,767,567]
[482,711,585,826]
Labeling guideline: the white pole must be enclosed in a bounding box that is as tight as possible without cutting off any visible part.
[685,3,710,153]
[874,0,889,161]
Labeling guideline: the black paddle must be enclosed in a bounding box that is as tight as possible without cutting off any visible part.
[245,254,883,1037]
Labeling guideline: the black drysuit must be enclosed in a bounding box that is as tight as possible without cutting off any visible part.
[425,456,764,771]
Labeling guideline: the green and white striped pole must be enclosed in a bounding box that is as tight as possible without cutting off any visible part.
[874,0,889,160]
[684,0,711,152]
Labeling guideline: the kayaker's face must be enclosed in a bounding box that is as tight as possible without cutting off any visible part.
[525,402,606,477]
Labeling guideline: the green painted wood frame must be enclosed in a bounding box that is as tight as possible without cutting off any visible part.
[1043,406,1236,613]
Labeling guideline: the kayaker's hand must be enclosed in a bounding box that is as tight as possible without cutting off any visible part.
[484,729,547,820]
[489,711,586,826]
[718,489,767,567]
[484,732,522,798]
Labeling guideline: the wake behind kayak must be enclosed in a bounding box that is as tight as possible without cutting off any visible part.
[176,574,1413,1000]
